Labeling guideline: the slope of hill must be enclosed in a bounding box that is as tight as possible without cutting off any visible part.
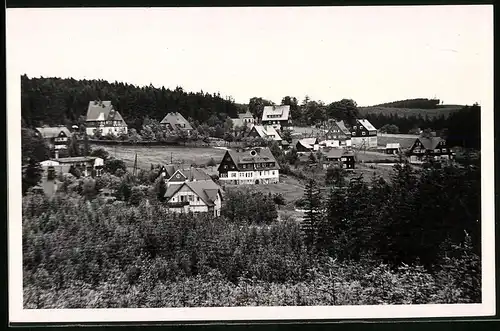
[358,105,464,119]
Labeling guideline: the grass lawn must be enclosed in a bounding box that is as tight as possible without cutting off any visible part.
[93,144,227,171]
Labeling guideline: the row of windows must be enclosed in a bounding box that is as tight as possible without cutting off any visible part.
[178,194,201,202]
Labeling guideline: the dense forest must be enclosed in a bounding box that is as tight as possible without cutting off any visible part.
[21,75,241,130]
[23,156,481,308]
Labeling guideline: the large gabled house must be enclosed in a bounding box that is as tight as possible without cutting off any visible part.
[218,147,280,185]
[247,125,282,142]
[40,156,104,178]
[85,101,128,137]
[350,119,378,149]
[160,112,193,134]
[320,120,352,148]
[35,126,73,158]
[408,135,453,164]
[163,179,224,217]
[261,105,292,130]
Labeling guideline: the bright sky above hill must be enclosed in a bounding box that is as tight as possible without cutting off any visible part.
[7,5,493,107]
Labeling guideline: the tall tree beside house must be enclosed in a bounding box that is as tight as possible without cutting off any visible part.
[326,99,360,125]
[281,96,301,125]
[21,128,51,164]
[301,178,323,251]
[248,97,274,121]
[22,158,43,195]
[154,176,167,201]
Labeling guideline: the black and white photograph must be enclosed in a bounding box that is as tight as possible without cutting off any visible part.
[7,5,494,324]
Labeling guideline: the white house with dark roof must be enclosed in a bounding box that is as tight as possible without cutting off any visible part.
[408,135,453,164]
[35,126,73,157]
[160,112,193,134]
[85,101,128,136]
[40,156,104,178]
[163,179,224,217]
[261,105,292,130]
[350,119,378,149]
[231,111,255,129]
[217,147,280,185]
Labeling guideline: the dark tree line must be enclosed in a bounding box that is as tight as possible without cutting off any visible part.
[373,98,442,109]
[21,75,240,130]
[365,104,481,149]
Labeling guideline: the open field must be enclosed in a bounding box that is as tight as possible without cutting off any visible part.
[93,144,227,171]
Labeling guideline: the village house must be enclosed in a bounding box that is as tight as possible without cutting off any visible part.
[40,156,104,179]
[295,137,320,153]
[160,112,193,134]
[85,101,128,137]
[320,120,352,148]
[35,126,73,157]
[163,179,224,217]
[247,125,282,143]
[350,119,378,149]
[217,147,280,185]
[385,143,401,155]
[230,110,255,129]
[261,105,292,130]
[321,147,356,169]
[408,135,453,164]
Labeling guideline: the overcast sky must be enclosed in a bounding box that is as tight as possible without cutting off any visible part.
[6,5,493,106]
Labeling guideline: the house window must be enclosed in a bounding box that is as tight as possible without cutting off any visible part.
[353,126,357,129]
[188,195,193,202]
[442,148,447,152]
[223,165,228,169]
[362,132,366,136]
[197,197,200,202]
[434,149,440,153]
[271,171,274,175]
[352,132,356,136]
[341,157,347,161]
[180,196,186,202]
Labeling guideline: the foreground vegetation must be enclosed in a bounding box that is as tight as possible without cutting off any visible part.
[23,157,481,308]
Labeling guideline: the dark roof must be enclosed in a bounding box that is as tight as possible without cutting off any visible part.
[225,148,280,170]
[164,180,223,206]
[160,112,193,130]
[170,167,212,182]
[35,126,72,139]
[322,148,354,159]
[86,101,126,124]
[417,136,445,150]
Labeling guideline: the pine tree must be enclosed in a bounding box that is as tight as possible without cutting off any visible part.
[22,158,43,194]
[301,178,323,250]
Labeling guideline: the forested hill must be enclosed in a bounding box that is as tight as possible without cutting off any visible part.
[21,75,240,130]
[372,98,442,109]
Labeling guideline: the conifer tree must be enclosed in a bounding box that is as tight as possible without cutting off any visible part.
[301,178,323,250]
[22,158,43,195]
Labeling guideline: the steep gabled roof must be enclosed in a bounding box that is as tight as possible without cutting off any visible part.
[251,125,282,141]
[160,112,193,130]
[164,180,223,206]
[417,136,445,150]
[357,119,377,131]
[35,126,72,139]
[296,138,319,150]
[238,111,254,120]
[262,105,291,122]
[176,167,212,182]
[86,101,126,124]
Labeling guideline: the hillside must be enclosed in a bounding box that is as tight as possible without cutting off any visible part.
[21,75,240,130]
[358,105,464,119]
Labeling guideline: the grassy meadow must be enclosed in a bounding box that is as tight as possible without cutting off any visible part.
[93,144,227,171]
